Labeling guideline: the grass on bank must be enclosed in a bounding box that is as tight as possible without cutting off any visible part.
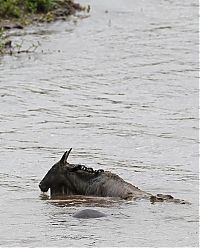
[0,0,53,18]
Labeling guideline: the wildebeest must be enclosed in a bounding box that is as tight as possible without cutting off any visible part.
[39,148,189,204]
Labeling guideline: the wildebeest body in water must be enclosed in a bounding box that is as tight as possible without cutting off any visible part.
[39,148,189,206]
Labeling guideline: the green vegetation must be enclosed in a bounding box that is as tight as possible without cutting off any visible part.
[25,0,52,13]
[0,0,53,18]
[0,0,85,22]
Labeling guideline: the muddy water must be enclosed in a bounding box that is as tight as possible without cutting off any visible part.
[0,0,199,246]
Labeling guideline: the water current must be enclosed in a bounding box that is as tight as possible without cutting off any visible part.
[0,0,199,246]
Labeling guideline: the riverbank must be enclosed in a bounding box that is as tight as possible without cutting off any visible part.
[0,0,88,55]
[0,0,87,28]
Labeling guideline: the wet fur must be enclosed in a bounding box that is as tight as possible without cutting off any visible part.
[39,149,190,204]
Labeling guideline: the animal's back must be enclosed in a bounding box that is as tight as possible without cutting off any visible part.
[86,171,150,199]
[73,209,106,219]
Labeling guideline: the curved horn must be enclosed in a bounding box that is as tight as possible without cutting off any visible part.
[60,148,72,164]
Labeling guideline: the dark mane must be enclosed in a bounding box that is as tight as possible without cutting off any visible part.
[70,164,104,175]
[61,148,104,175]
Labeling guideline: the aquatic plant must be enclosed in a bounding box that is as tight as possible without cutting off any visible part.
[0,28,40,55]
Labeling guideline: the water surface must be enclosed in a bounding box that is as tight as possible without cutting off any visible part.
[0,0,199,246]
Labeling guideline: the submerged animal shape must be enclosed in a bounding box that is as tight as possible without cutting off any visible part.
[39,148,189,204]
[73,209,106,219]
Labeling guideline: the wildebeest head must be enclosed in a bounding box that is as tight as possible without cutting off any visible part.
[39,148,104,197]
[39,148,74,195]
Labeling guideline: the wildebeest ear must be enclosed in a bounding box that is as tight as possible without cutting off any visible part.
[60,148,72,165]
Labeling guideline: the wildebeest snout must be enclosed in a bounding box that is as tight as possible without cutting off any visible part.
[39,182,48,192]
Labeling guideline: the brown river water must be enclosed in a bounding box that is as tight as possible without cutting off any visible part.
[0,0,199,247]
